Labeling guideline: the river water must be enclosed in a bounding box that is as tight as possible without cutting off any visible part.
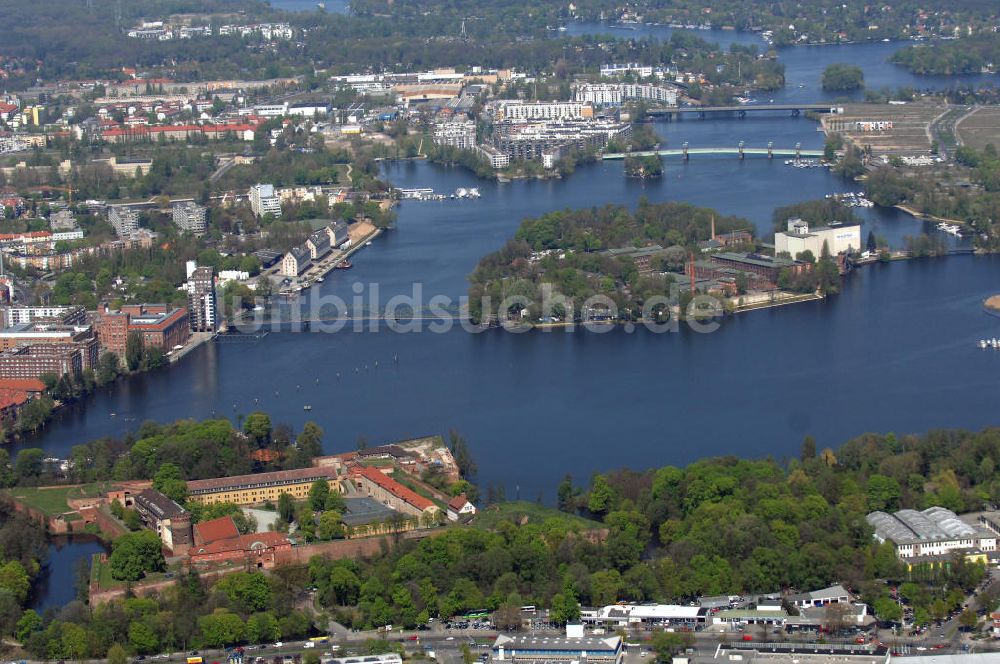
[566,22,997,102]
[24,31,1000,498]
[30,535,107,613]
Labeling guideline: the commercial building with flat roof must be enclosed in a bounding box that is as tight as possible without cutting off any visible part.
[774,218,862,259]
[186,466,341,506]
[493,634,623,664]
[95,304,190,357]
[581,603,705,627]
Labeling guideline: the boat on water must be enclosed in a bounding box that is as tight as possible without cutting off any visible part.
[303,405,313,411]
[317,276,324,282]
[365,240,373,246]
[317,2,325,8]
[335,260,352,269]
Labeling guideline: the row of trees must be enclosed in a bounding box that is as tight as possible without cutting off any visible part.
[5,414,326,490]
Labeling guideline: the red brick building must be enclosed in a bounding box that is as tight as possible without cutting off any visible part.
[95,304,190,358]
[0,345,82,380]
[188,531,291,569]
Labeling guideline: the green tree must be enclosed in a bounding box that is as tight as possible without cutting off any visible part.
[328,565,361,605]
[128,620,159,654]
[549,588,580,625]
[108,530,166,582]
[152,462,188,504]
[15,609,41,642]
[278,492,295,523]
[822,63,864,91]
[0,561,30,604]
[243,412,272,446]
[125,331,144,372]
[297,422,324,458]
[587,474,614,514]
[651,632,687,662]
[873,597,902,624]
[959,608,978,631]
[866,474,902,511]
[123,508,142,531]
[217,572,273,613]
[318,511,344,540]
[309,479,330,511]
[246,612,281,644]
[106,643,128,664]
[198,609,246,648]
[14,448,44,480]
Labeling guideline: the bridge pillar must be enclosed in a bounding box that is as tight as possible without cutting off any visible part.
[683,142,689,161]
[767,142,773,159]
[795,142,801,160]
[738,141,744,160]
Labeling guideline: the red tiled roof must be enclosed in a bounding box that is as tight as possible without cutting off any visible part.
[447,494,470,511]
[0,378,46,392]
[101,122,260,139]
[0,231,49,241]
[193,531,289,555]
[0,389,30,411]
[250,448,281,463]
[194,515,240,544]
[351,465,435,511]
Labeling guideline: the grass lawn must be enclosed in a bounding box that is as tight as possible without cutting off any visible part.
[6,483,107,516]
[474,501,604,531]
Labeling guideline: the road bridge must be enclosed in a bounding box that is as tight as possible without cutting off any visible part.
[648,103,837,119]
[602,143,825,160]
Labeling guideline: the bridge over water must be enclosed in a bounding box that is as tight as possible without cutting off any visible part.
[602,144,825,160]
[647,103,837,119]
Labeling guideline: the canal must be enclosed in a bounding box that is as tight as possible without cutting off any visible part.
[31,535,108,613]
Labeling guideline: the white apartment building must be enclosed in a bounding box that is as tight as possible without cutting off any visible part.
[248,184,282,218]
[774,218,862,258]
[600,63,654,78]
[253,103,289,117]
[574,83,678,107]
[475,144,510,169]
[433,120,477,149]
[171,202,208,236]
[4,306,86,327]
[107,205,140,238]
[495,101,592,122]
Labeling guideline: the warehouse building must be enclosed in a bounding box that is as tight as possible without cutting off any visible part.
[866,506,997,564]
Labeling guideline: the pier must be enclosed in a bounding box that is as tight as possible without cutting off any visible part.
[602,144,825,160]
